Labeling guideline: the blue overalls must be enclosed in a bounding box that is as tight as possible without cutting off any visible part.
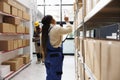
[45,29,64,80]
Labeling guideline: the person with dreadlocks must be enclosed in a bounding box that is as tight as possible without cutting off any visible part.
[41,15,72,80]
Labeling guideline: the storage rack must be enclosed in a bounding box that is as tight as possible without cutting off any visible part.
[0,0,32,79]
[74,0,120,80]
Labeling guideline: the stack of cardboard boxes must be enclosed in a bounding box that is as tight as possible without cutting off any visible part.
[83,39,120,80]
[0,0,30,20]
[0,39,30,51]
[2,54,30,71]
[0,0,30,34]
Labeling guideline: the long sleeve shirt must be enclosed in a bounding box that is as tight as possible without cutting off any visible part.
[49,22,72,48]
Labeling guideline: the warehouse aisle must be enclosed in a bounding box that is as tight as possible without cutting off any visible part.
[11,55,75,80]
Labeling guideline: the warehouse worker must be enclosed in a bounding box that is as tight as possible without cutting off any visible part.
[33,21,43,64]
[41,15,72,80]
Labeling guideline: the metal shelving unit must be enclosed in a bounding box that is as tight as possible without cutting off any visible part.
[74,0,120,80]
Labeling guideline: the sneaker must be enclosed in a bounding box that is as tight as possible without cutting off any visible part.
[41,61,44,65]
[36,61,41,64]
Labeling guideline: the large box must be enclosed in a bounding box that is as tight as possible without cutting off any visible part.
[17,39,23,48]
[101,41,110,80]
[18,10,23,18]
[85,72,89,80]
[13,39,18,49]
[2,0,15,6]
[22,39,26,47]
[25,27,29,34]
[86,39,94,73]
[23,11,30,20]
[11,6,17,16]
[0,65,11,78]
[10,57,24,68]
[3,16,21,25]
[0,23,9,33]
[26,39,30,46]
[107,41,120,80]
[19,54,30,64]
[0,40,13,51]
[93,40,101,80]
[0,1,10,14]
[2,60,19,71]
[16,26,25,33]
[9,24,16,33]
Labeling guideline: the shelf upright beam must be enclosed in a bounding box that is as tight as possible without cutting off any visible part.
[82,0,86,80]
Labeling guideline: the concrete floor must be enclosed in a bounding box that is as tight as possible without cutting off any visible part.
[11,55,75,80]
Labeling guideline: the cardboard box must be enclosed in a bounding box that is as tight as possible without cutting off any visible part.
[0,23,9,33]
[0,65,11,78]
[87,39,94,73]
[19,54,30,64]
[23,11,30,20]
[2,60,19,71]
[9,24,16,33]
[10,57,24,67]
[16,26,22,33]
[2,0,15,6]
[93,40,101,80]
[26,39,30,46]
[25,27,29,34]
[78,0,82,3]
[0,1,10,14]
[18,9,23,18]
[13,39,18,49]
[22,39,26,47]
[108,41,120,80]
[17,39,23,48]
[85,72,89,80]
[11,6,17,16]
[3,16,21,25]
[0,40,13,51]
[101,41,110,80]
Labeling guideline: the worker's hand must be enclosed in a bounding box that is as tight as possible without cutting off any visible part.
[64,17,69,22]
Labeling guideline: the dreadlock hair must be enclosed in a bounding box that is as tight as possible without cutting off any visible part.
[41,15,53,57]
